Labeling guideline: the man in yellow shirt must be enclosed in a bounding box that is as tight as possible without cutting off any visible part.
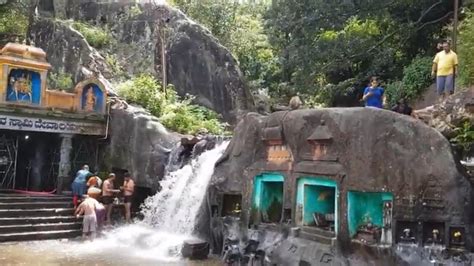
[431,41,458,99]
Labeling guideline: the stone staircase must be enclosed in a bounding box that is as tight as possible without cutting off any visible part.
[0,192,82,242]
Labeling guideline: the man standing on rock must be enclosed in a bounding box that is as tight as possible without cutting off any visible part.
[432,41,458,100]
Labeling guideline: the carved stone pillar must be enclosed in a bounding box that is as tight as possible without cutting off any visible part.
[57,134,73,194]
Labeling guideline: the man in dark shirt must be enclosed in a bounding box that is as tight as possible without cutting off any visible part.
[391,99,413,116]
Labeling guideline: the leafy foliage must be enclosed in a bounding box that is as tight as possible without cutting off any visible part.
[458,10,474,87]
[400,57,433,100]
[384,81,405,107]
[117,75,227,135]
[105,54,126,79]
[173,0,454,107]
[384,56,432,106]
[0,0,29,42]
[264,0,453,106]
[451,121,474,154]
[47,71,74,92]
[72,22,112,48]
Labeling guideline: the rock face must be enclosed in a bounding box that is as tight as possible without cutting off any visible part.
[106,103,180,190]
[32,1,253,122]
[415,88,474,137]
[210,108,473,251]
[28,18,113,87]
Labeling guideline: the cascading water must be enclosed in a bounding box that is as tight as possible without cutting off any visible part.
[141,141,229,234]
[18,141,230,264]
[69,141,230,262]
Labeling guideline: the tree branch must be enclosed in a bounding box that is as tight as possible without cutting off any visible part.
[416,11,454,31]
[415,0,443,24]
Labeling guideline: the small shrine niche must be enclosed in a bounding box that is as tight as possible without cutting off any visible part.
[262,126,292,162]
[396,221,418,244]
[422,221,445,246]
[74,79,107,114]
[449,226,465,248]
[307,120,333,160]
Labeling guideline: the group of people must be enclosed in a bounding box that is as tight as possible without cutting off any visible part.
[362,40,458,113]
[71,165,135,240]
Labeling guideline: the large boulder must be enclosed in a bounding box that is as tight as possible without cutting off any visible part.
[211,107,473,250]
[33,1,253,123]
[106,102,180,190]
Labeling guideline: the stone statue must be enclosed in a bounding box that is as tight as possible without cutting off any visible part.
[85,87,96,111]
[380,201,392,245]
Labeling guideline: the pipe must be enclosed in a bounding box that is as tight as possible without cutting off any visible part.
[99,102,111,140]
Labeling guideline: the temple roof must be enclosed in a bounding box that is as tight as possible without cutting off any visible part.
[0,43,51,70]
[307,124,333,141]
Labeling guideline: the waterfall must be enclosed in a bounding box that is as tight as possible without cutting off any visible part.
[65,141,230,262]
[141,141,229,234]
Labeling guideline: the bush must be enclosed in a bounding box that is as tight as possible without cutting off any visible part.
[401,56,433,99]
[458,11,474,87]
[48,71,74,92]
[105,54,125,79]
[385,56,432,106]
[72,22,112,48]
[384,81,404,107]
[117,75,227,135]
[451,121,474,156]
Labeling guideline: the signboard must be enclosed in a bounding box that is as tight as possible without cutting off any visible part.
[0,114,106,135]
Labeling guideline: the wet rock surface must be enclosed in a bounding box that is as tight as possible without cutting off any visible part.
[106,104,180,190]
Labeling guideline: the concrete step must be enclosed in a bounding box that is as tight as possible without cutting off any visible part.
[0,202,73,210]
[0,229,82,242]
[0,222,82,234]
[0,196,71,203]
[301,226,336,238]
[0,208,75,218]
[0,216,79,225]
[299,231,336,246]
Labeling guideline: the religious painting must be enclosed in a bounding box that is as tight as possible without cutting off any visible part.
[81,83,104,112]
[6,69,42,105]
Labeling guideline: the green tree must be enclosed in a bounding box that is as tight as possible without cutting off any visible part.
[0,0,29,44]
[458,10,474,87]
[264,0,454,106]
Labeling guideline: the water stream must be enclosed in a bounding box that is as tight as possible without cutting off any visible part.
[0,141,229,265]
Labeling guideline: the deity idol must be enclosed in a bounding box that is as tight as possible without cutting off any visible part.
[85,87,96,111]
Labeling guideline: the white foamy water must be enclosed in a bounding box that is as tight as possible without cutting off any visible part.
[7,141,230,264]
[140,141,228,234]
[87,141,229,262]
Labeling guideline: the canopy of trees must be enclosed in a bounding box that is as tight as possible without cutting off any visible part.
[172,0,472,107]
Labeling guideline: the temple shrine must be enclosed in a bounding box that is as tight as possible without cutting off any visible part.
[0,43,107,193]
